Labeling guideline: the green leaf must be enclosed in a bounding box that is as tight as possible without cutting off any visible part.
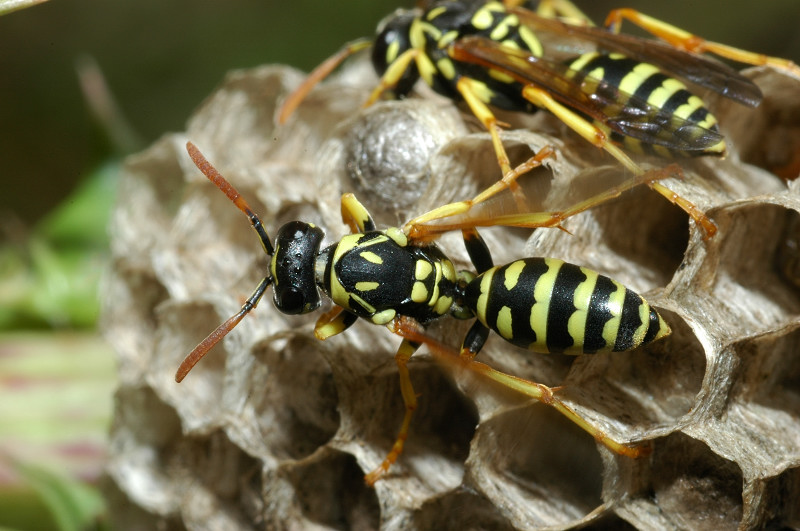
[12,463,105,531]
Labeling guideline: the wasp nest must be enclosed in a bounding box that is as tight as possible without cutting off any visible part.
[102,60,800,530]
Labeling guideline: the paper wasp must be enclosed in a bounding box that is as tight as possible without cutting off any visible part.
[278,0,800,239]
[176,142,673,484]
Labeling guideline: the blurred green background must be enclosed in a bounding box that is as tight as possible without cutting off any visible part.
[0,1,797,529]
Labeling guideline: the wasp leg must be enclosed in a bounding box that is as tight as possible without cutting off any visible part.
[364,337,421,485]
[341,192,376,233]
[365,47,420,106]
[462,227,494,274]
[604,9,800,78]
[392,317,651,459]
[405,164,681,241]
[278,38,373,124]
[459,356,651,458]
[315,306,359,341]
[456,76,550,209]
[520,85,717,239]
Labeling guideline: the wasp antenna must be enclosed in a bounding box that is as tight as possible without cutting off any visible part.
[175,276,272,382]
[175,309,248,383]
[186,142,274,256]
[277,38,372,124]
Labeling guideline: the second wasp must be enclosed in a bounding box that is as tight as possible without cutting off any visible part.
[279,0,800,239]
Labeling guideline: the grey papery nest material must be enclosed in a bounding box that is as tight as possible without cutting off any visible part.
[102,61,800,530]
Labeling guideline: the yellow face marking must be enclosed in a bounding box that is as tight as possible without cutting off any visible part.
[528,258,560,351]
[360,251,383,265]
[415,260,433,280]
[411,281,429,303]
[371,309,396,325]
[564,267,599,354]
[503,260,525,291]
[496,306,514,341]
[355,281,379,292]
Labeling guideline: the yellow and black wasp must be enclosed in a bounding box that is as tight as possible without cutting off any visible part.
[278,0,800,239]
[177,142,672,484]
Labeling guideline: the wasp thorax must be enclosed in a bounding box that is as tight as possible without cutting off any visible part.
[271,221,324,315]
[371,9,420,97]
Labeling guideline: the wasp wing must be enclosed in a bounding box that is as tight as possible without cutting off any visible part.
[509,7,762,108]
[451,35,726,153]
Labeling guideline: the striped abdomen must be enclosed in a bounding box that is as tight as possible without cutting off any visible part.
[464,257,669,354]
[565,52,725,158]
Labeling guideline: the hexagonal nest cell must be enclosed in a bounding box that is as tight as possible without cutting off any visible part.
[102,58,800,530]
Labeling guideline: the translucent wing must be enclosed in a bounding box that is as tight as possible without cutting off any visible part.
[509,7,763,107]
[451,35,726,153]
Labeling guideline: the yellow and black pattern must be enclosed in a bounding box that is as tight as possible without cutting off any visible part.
[373,0,542,111]
[323,231,458,326]
[464,257,669,354]
[564,52,724,157]
[178,143,675,482]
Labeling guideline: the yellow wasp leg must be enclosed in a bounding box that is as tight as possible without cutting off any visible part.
[314,194,375,338]
[605,9,800,78]
[364,337,421,485]
[392,317,650,459]
[278,38,373,124]
[365,48,421,106]
[404,161,681,242]
[520,85,717,239]
[456,77,574,210]
[341,192,376,233]
[315,307,358,341]
[463,358,650,458]
[455,76,515,178]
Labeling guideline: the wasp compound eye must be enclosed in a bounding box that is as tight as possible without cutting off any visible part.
[272,221,324,314]
[273,286,307,315]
